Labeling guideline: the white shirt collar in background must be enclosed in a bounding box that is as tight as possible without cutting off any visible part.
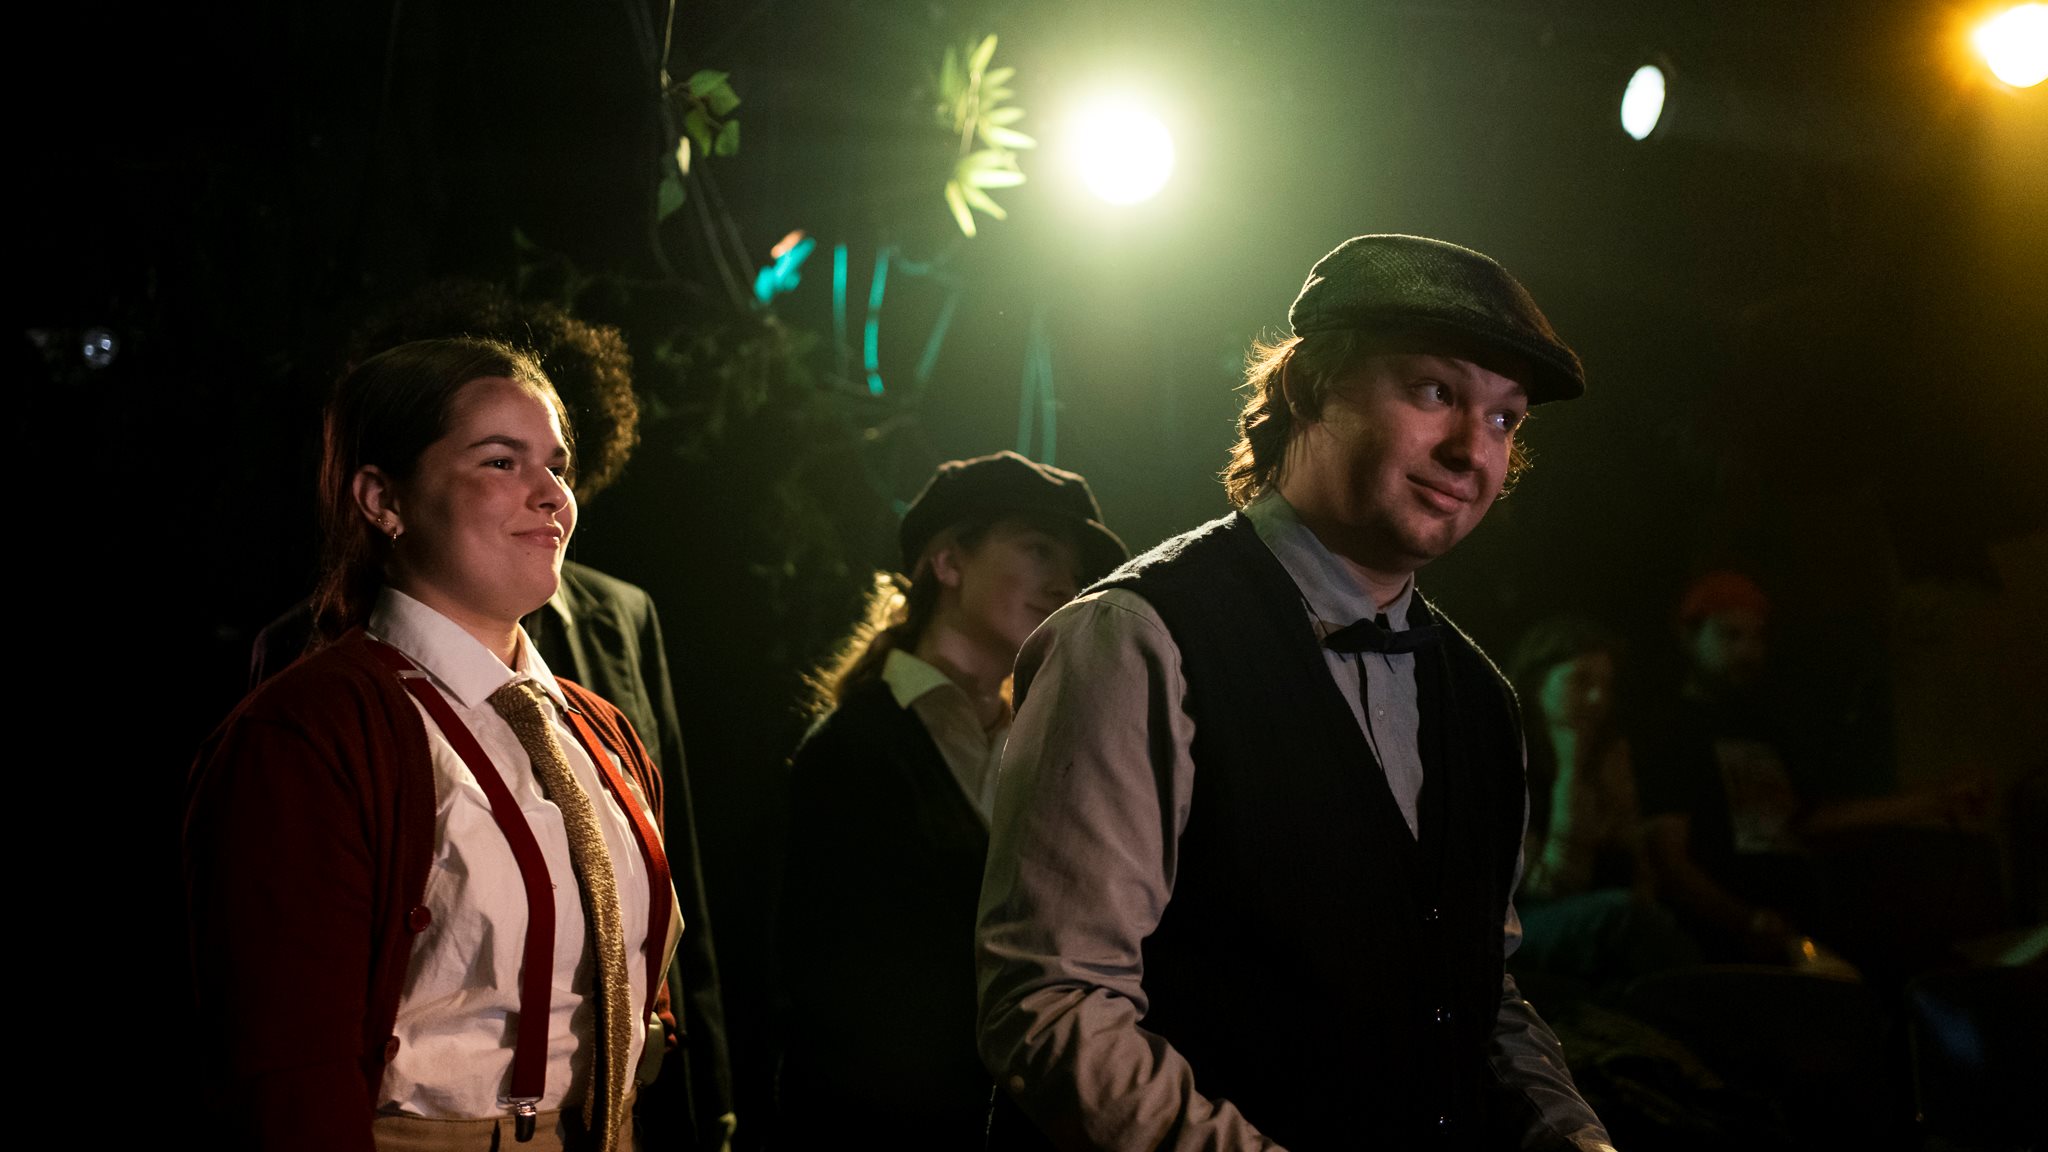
[882,647,1007,825]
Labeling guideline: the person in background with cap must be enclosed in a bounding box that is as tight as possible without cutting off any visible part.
[775,451,1126,1147]
[977,236,1615,1151]
[1638,571,1815,965]
[1638,570,1974,972]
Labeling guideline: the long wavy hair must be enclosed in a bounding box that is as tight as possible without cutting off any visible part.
[308,338,566,649]
[802,517,996,718]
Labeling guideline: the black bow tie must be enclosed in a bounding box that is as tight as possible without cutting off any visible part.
[1324,615,1443,655]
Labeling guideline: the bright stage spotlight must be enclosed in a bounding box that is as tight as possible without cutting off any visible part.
[1974,4,2048,88]
[1621,64,1668,140]
[1069,98,1175,205]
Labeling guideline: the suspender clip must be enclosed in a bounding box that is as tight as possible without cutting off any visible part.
[505,1097,540,1142]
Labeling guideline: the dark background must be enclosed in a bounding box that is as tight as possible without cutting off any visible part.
[27,0,2044,1134]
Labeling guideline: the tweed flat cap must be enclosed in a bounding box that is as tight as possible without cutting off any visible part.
[1287,234,1585,403]
[899,450,1129,583]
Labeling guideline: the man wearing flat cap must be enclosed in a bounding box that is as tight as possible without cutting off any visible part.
[977,236,1615,1151]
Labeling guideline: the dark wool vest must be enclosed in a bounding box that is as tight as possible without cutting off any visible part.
[1072,513,1532,1149]
[779,677,993,1141]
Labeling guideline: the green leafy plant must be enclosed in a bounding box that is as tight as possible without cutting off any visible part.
[937,34,1033,237]
[658,69,742,221]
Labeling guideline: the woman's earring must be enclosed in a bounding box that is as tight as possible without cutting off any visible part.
[384,518,402,541]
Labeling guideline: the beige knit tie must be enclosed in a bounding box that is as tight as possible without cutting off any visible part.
[489,681,634,1152]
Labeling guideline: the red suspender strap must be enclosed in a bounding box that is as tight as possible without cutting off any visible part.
[560,702,675,1016]
[367,640,554,1113]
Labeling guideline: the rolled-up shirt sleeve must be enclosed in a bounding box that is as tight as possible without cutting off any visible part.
[976,590,1281,1152]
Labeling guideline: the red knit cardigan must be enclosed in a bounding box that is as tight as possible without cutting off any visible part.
[184,631,672,1152]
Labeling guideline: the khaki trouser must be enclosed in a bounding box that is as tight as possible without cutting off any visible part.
[372,1099,639,1152]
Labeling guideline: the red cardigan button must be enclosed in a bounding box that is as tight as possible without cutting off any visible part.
[384,1035,400,1061]
[407,905,433,932]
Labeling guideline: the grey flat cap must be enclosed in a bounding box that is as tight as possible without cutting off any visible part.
[1287,234,1585,403]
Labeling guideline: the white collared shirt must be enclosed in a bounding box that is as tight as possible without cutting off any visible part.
[882,648,1009,824]
[369,587,670,1119]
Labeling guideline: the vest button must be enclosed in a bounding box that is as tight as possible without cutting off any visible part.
[1423,906,1441,923]
[1433,1006,1452,1025]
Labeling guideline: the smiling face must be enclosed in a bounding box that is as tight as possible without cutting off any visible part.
[1276,347,1530,587]
[366,375,576,639]
[937,516,1084,660]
